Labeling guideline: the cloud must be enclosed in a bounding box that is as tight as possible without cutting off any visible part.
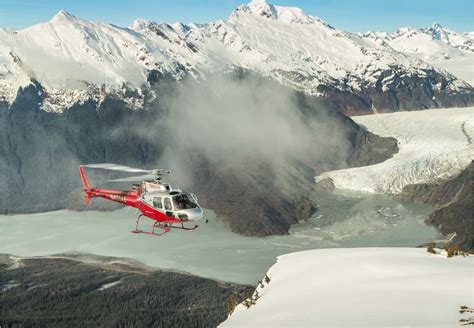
[153,74,351,184]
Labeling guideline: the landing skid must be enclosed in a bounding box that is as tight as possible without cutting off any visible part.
[131,214,199,236]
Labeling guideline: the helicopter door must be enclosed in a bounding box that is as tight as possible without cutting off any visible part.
[163,197,174,217]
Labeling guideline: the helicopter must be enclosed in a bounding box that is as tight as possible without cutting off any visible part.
[79,163,204,236]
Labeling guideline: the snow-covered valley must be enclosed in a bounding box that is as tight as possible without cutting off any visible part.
[221,248,473,328]
[317,107,474,194]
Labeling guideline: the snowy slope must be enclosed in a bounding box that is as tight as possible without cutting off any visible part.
[0,11,203,111]
[362,24,474,85]
[187,0,450,95]
[221,248,473,328]
[316,107,474,193]
[430,56,474,86]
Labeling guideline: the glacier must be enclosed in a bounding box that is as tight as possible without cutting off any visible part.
[316,107,474,193]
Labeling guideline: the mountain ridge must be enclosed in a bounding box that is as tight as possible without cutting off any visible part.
[0,1,473,114]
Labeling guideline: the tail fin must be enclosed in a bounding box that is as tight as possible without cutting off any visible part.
[79,165,92,206]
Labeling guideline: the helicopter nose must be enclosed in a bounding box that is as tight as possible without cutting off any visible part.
[190,208,204,221]
[180,208,203,221]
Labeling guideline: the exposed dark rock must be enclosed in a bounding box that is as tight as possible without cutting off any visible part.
[9,80,45,113]
[190,160,318,236]
[399,161,474,250]
[317,67,474,115]
[0,254,251,327]
[147,68,178,86]
[346,128,399,167]
[314,178,335,191]
[0,86,163,214]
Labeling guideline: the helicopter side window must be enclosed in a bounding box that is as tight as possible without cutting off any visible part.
[153,197,162,209]
[164,198,173,211]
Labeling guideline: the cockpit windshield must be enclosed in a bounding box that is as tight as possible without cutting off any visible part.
[172,194,198,210]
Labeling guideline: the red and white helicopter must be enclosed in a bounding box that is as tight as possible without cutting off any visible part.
[79,164,204,236]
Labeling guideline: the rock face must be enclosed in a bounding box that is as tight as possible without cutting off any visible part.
[319,67,474,115]
[0,254,251,327]
[0,84,163,214]
[400,161,474,249]
[190,160,318,236]
[0,78,398,237]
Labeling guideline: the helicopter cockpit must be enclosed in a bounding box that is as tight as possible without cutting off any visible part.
[142,190,203,221]
[172,193,199,210]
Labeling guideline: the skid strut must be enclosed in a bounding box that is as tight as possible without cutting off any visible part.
[131,214,199,236]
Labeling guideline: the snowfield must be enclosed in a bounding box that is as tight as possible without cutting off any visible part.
[316,107,474,194]
[430,56,474,86]
[361,23,474,85]
[221,248,474,328]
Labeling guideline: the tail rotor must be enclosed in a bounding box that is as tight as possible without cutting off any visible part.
[79,165,92,206]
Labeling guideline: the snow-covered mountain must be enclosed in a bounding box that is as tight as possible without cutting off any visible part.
[221,248,474,327]
[0,10,209,111]
[363,23,473,59]
[362,23,474,84]
[0,0,473,114]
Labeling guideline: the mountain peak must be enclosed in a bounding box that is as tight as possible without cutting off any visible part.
[51,10,76,22]
[249,0,269,5]
[232,0,318,25]
[246,0,277,18]
[425,22,451,42]
[129,18,156,30]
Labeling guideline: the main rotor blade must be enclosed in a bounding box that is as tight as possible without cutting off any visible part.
[106,174,156,183]
[83,163,149,173]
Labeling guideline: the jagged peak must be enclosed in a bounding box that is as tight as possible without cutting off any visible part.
[170,22,191,36]
[232,0,324,26]
[361,30,390,40]
[395,26,416,33]
[248,0,276,16]
[50,10,77,23]
[171,22,186,29]
[129,18,157,30]
[249,0,268,4]
[188,22,207,29]
[234,0,277,19]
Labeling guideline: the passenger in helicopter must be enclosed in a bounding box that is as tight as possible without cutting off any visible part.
[173,194,197,210]
[164,198,173,211]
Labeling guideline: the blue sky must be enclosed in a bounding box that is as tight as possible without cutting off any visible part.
[0,0,472,32]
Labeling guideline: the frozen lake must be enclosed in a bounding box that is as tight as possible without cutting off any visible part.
[0,191,440,284]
